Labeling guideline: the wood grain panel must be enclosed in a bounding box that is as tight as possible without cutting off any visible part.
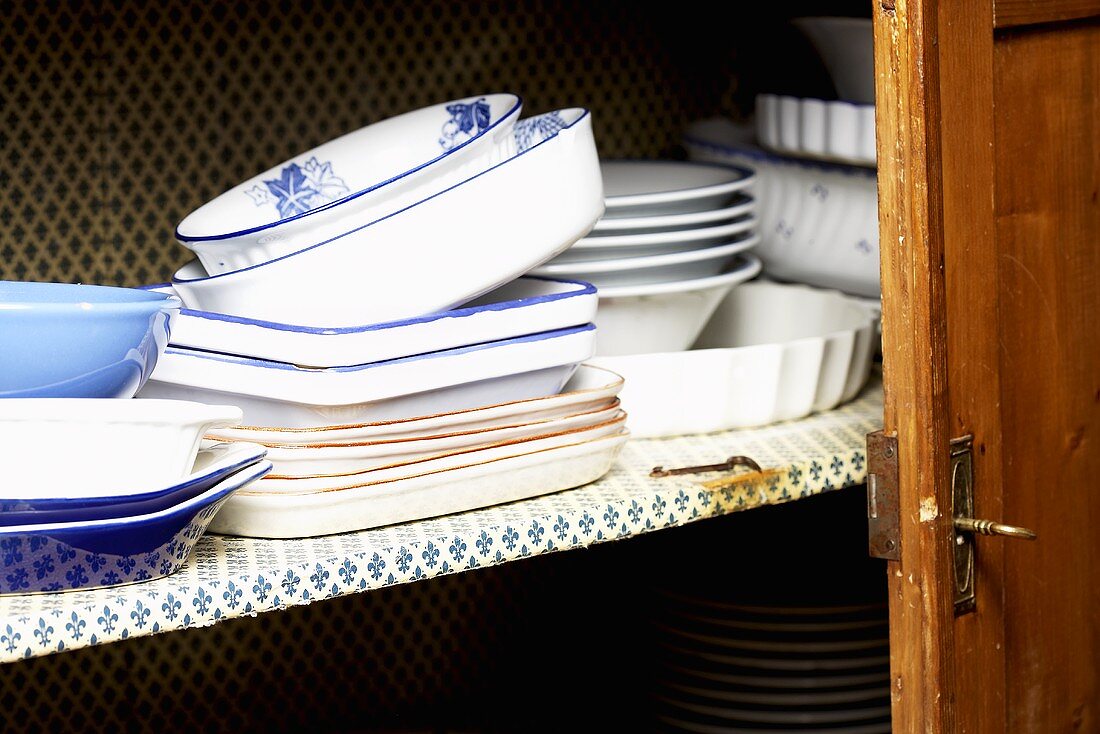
[995,0,1100,28]
[993,20,1100,732]
[872,1,957,730]
[937,2,1008,730]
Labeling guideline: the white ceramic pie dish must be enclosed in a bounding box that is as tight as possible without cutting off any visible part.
[257,402,622,477]
[0,399,243,493]
[146,276,597,368]
[555,217,758,262]
[209,430,629,538]
[756,94,876,166]
[589,282,877,437]
[600,160,755,217]
[138,324,597,428]
[177,94,523,274]
[588,195,755,235]
[171,108,603,326]
[534,234,760,287]
[593,255,763,356]
[684,118,880,297]
[206,363,624,444]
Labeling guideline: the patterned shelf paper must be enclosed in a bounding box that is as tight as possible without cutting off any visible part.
[0,379,882,663]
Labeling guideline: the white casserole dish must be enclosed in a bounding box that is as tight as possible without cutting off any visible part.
[171,109,604,327]
[138,325,597,428]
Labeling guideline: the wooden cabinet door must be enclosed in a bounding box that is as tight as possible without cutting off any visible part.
[873,1,1099,730]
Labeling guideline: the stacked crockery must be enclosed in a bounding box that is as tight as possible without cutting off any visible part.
[0,281,270,594]
[683,18,880,299]
[137,97,629,538]
[653,595,891,734]
[533,160,763,357]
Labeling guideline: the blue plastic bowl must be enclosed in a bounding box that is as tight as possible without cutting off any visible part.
[0,281,181,398]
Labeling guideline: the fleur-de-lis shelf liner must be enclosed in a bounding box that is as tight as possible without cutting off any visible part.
[0,378,883,663]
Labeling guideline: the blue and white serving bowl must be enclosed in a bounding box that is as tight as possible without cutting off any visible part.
[176,94,522,275]
[0,442,267,525]
[171,108,604,327]
[0,281,180,399]
[0,460,272,595]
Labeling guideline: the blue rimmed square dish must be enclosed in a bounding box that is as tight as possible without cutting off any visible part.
[0,460,271,595]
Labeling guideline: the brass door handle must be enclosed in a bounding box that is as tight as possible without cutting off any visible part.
[954,517,1037,541]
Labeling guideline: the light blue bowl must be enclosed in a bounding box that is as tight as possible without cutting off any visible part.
[0,281,181,398]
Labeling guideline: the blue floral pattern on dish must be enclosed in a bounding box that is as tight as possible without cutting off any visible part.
[244,156,350,220]
[514,111,568,152]
[439,98,491,150]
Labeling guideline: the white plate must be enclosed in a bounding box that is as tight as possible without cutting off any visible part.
[258,413,627,486]
[657,713,891,734]
[259,403,623,477]
[177,94,522,274]
[592,255,763,357]
[657,624,888,655]
[533,235,759,287]
[555,217,758,262]
[209,430,629,538]
[660,644,890,675]
[171,109,604,327]
[756,94,876,166]
[0,399,242,494]
[657,680,889,708]
[684,118,880,297]
[147,276,597,368]
[589,195,755,234]
[138,325,596,428]
[207,364,624,443]
[658,696,891,726]
[590,282,876,437]
[601,160,754,217]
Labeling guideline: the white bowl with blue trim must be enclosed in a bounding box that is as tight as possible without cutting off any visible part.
[171,108,604,327]
[138,324,597,428]
[684,118,880,297]
[148,275,597,368]
[177,94,522,275]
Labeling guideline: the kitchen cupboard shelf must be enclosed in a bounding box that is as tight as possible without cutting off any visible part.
[0,377,881,663]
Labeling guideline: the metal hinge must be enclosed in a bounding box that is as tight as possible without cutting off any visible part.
[866,430,900,561]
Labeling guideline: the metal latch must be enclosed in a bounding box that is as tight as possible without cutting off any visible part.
[951,434,1036,615]
[866,430,900,561]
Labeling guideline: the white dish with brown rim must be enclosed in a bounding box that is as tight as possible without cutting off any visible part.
[205,363,624,444]
[209,428,629,538]
[255,402,623,477]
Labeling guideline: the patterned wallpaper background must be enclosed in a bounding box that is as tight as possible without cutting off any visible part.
[0,0,850,286]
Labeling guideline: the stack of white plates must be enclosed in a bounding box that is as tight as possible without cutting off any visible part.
[653,594,891,734]
[204,365,627,538]
[531,160,764,357]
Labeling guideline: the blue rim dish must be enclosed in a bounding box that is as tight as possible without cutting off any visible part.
[163,323,597,372]
[175,94,524,243]
[0,461,272,595]
[173,109,591,286]
[683,132,878,178]
[143,275,596,334]
[0,443,268,524]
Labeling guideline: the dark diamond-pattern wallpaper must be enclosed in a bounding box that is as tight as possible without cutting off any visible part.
[0,0,763,287]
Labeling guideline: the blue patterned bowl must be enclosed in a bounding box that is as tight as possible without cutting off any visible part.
[176,94,522,275]
[0,442,268,526]
[0,460,271,595]
[0,281,180,398]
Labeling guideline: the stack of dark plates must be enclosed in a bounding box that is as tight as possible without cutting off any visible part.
[653,591,890,734]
